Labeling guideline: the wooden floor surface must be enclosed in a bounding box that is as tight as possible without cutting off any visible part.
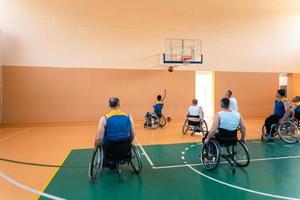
[0,118,264,199]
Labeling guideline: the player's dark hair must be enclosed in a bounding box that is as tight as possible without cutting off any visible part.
[109,97,120,108]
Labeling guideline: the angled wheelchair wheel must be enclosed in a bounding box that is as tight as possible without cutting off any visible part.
[146,115,160,129]
[200,120,208,136]
[182,119,189,135]
[88,146,103,182]
[159,115,167,127]
[231,141,250,167]
[201,140,220,170]
[130,145,143,174]
[278,121,299,144]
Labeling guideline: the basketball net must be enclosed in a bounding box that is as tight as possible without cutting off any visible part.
[181,55,192,66]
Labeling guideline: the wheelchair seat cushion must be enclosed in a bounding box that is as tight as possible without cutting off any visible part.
[103,139,132,162]
[215,128,238,146]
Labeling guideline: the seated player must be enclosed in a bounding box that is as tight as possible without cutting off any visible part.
[204,98,246,144]
[153,89,166,118]
[186,98,204,126]
[291,96,300,121]
[225,89,238,111]
[94,97,135,167]
[264,89,291,136]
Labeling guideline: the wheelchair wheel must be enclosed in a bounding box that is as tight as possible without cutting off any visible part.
[261,125,267,140]
[278,121,299,144]
[88,146,103,182]
[230,141,250,167]
[294,119,300,128]
[159,115,167,127]
[146,115,160,129]
[130,145,143,174]
[182,119,189,135]
[201,140,220,170]
[200,120,208,135]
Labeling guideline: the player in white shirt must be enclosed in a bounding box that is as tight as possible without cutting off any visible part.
[187,99,204,122]
[225,90,238,111]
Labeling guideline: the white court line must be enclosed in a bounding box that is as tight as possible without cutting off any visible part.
[0,171,65,200]
[186,164,300,200]
[251,141,261,144]
[0,128,30,143]
[135,137,154,167]
[153,155,300,170]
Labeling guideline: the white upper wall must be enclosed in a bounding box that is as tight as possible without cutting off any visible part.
[1,0,300,72]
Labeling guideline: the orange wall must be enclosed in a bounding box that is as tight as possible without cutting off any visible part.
[2,66,195,124]
[1,1,300,72]
[214,72,279,118]
[291,73,300,97]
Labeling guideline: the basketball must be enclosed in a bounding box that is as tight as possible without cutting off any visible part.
[168,66,174,72]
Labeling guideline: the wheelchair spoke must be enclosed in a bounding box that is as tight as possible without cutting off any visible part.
[278,121,300,144]
[130,145,142,174]
[232,141,250,167]
[201,140,220,170]
[88,147,103,182]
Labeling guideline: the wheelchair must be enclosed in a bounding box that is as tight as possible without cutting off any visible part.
[88,139,143,182]
[294,118,300,128]
[200,128,250,174]
[144,111,167,129]
[182,116,208,136]
[261,120,299,144]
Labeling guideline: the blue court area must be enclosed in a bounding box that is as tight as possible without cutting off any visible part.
[40,140,300,200]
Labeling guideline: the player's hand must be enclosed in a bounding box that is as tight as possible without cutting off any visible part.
[204,138,209,144]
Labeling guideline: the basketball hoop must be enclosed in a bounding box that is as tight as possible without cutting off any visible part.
[181,55,192,65]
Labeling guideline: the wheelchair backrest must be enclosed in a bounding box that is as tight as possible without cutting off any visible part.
[103,139,132,161]
[216,128,238,146]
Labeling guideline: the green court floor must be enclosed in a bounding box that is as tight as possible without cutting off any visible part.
[40,140,300,200]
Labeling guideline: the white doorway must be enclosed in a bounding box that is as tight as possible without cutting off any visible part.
[195,71,214,120]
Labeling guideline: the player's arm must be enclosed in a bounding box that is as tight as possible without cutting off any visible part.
[129,116,135,140]
[290,105,296,118]
[200,106,204,120]
[186,106,190,118]
[239,116,246,141]
[162,89,167,101]
[94,117,106,148]
[204,114,220,144]
[280,101,291,123]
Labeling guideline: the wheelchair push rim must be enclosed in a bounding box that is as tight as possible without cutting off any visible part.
[130,145,143,174]
[200,140,220,170]
[182,119,189,135]
[200,120,208,135]
[88,146,103,182]
[229,140,250,167]
[159,115,167,127]
[146,115,160,129]
[278,121,300,144]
